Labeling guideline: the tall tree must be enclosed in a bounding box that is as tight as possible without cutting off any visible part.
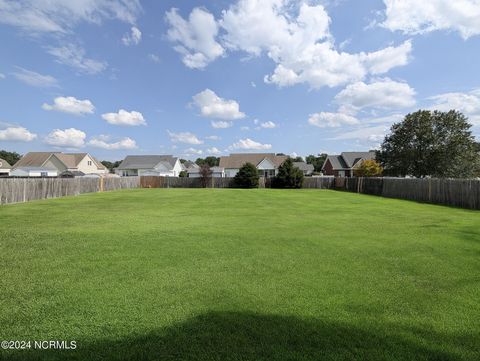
[195,157,220,167]
[305,153,327,172]
[0,150,22,166]
[378,110,479,178]
[233,163,259,188]
[272,158,304,188]
[199,164,212,188]
[101,160,122,173]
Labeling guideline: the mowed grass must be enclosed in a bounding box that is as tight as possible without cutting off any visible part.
[0,189,479,361]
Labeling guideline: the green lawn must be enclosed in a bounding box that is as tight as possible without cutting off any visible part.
[0,189,479,361]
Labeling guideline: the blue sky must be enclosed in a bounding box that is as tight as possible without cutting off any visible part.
[1,0,480,161]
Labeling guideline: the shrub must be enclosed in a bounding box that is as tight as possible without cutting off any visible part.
[233,163,259,188]
[272,158,304,188]
[179,170,188,177]
[354,160,383,177]
[199,165,212,188]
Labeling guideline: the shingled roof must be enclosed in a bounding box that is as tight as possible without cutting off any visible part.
[13,152,106,170]
[117,155,178,170]
[0,158,12,169]
[323,152,376,171]
[219,153,288,169]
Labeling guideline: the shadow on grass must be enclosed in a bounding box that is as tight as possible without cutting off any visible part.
[3,311,475,361]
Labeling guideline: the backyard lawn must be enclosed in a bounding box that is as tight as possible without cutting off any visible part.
[0,189,479,361]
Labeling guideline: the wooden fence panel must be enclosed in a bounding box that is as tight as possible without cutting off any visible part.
[302,177,335,189]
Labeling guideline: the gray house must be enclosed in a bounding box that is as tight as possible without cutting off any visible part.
[322,151,376,177]
[293,161,314,176]
[115,155,182,177]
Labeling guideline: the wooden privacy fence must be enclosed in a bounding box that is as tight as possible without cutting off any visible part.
[339,177,480,210]
[0,177,140,205]
[140,176,235,188]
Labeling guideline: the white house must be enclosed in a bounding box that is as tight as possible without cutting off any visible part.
[12,152,108,176]
[115,155,182,177]
[0,158,12,176]
[219,153,288,178]
[10,167,58,177]
[188,166,225,178]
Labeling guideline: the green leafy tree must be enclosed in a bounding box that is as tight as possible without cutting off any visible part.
[233,163,259,188]
[378,110,479,178]
[179,170,188,177]
[0,150,22,166]
[101,160,122,173]
[196,157,220,167]
[354,160,383,177]
[292,156,304,162]
[272,158,304,188]
[305,153,328,172]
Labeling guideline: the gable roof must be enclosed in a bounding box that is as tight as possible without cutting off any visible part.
[117,155,178,170]
[340,152,376,168]
[13,152,106,170]
[219,153,288,169]
[293,161,314,172]
[322,152,376,171]
[0,158,12,169]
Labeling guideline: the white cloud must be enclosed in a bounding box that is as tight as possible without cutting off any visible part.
[211,121,233,129]
[240,126,250,131]
[0,126,37,142]
[166,7,224,69]
[335,78,416,113]
[12,67,58,87]
[0,0,141,34]
[220,0,412,89]
[207,147,221,154]
[381,0,480,39]
[429,89,480,124]
[308,112,359,128]
[193,89,245,120]
[122,26,142,46]
[0,73,5,79]
[259,121,276,129]
[168,131,203,145]
[184,147,203,155]
[48,45,107,74]
[45,128,86,147]
[102,109,146,126]
[332,125,388,142]
[230,138,272,150]
[149,54,160,63]
[205,135,221,140]
[88,135,137,150]
[42,96,95,115]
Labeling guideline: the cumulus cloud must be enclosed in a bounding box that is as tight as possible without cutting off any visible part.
[102,109,146,126]
[335,78,416,114]
[205,135,221,140]
[166,7,224,69]
[308,112,359,128]
[149,54,160,63]
[42,96,95,115]
[259,121,276,129]
[44,128,86,148]
[230,138,272,150]
[168,131,203,145]
[193,89,245,120]
[429,89,480,124]
[88,135,137,150]
[0,0,141,34]
[122,26,142,46]
[332,125,389,142]
[165,0,412,89]
[207,147,221,154]
[48,45,107,74]
[0,126,37,142]
[211,121,233,129]
[184,147,203,155]
[12,67,58,88]
[380,0,480,39]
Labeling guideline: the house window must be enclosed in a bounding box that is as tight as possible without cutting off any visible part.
[88,161,92,166]
[40,172,48,177]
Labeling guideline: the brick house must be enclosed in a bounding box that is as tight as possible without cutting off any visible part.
[322,152,376,177]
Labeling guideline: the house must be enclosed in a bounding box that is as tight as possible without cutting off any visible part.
[12,152,107,176]
[115,155,182,177]
[10,167,58,177]
[293,161,314,176]
[181,160,200,172]
[322,151,376,177]
[0,158,12,176]
[219,153,288,178]
[187,166,225,178]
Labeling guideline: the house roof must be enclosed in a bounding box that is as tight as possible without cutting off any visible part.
[0,158,12,169]
[188,166,224,173]
[13,166,57,171]
[181,160,199,171]
[219,153,288,169]
[323,152,376,171]
[13,152,106,170]
[293,162,314,172]
[117,155,177,170]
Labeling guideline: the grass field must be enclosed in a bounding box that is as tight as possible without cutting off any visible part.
[0,189,479,360]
